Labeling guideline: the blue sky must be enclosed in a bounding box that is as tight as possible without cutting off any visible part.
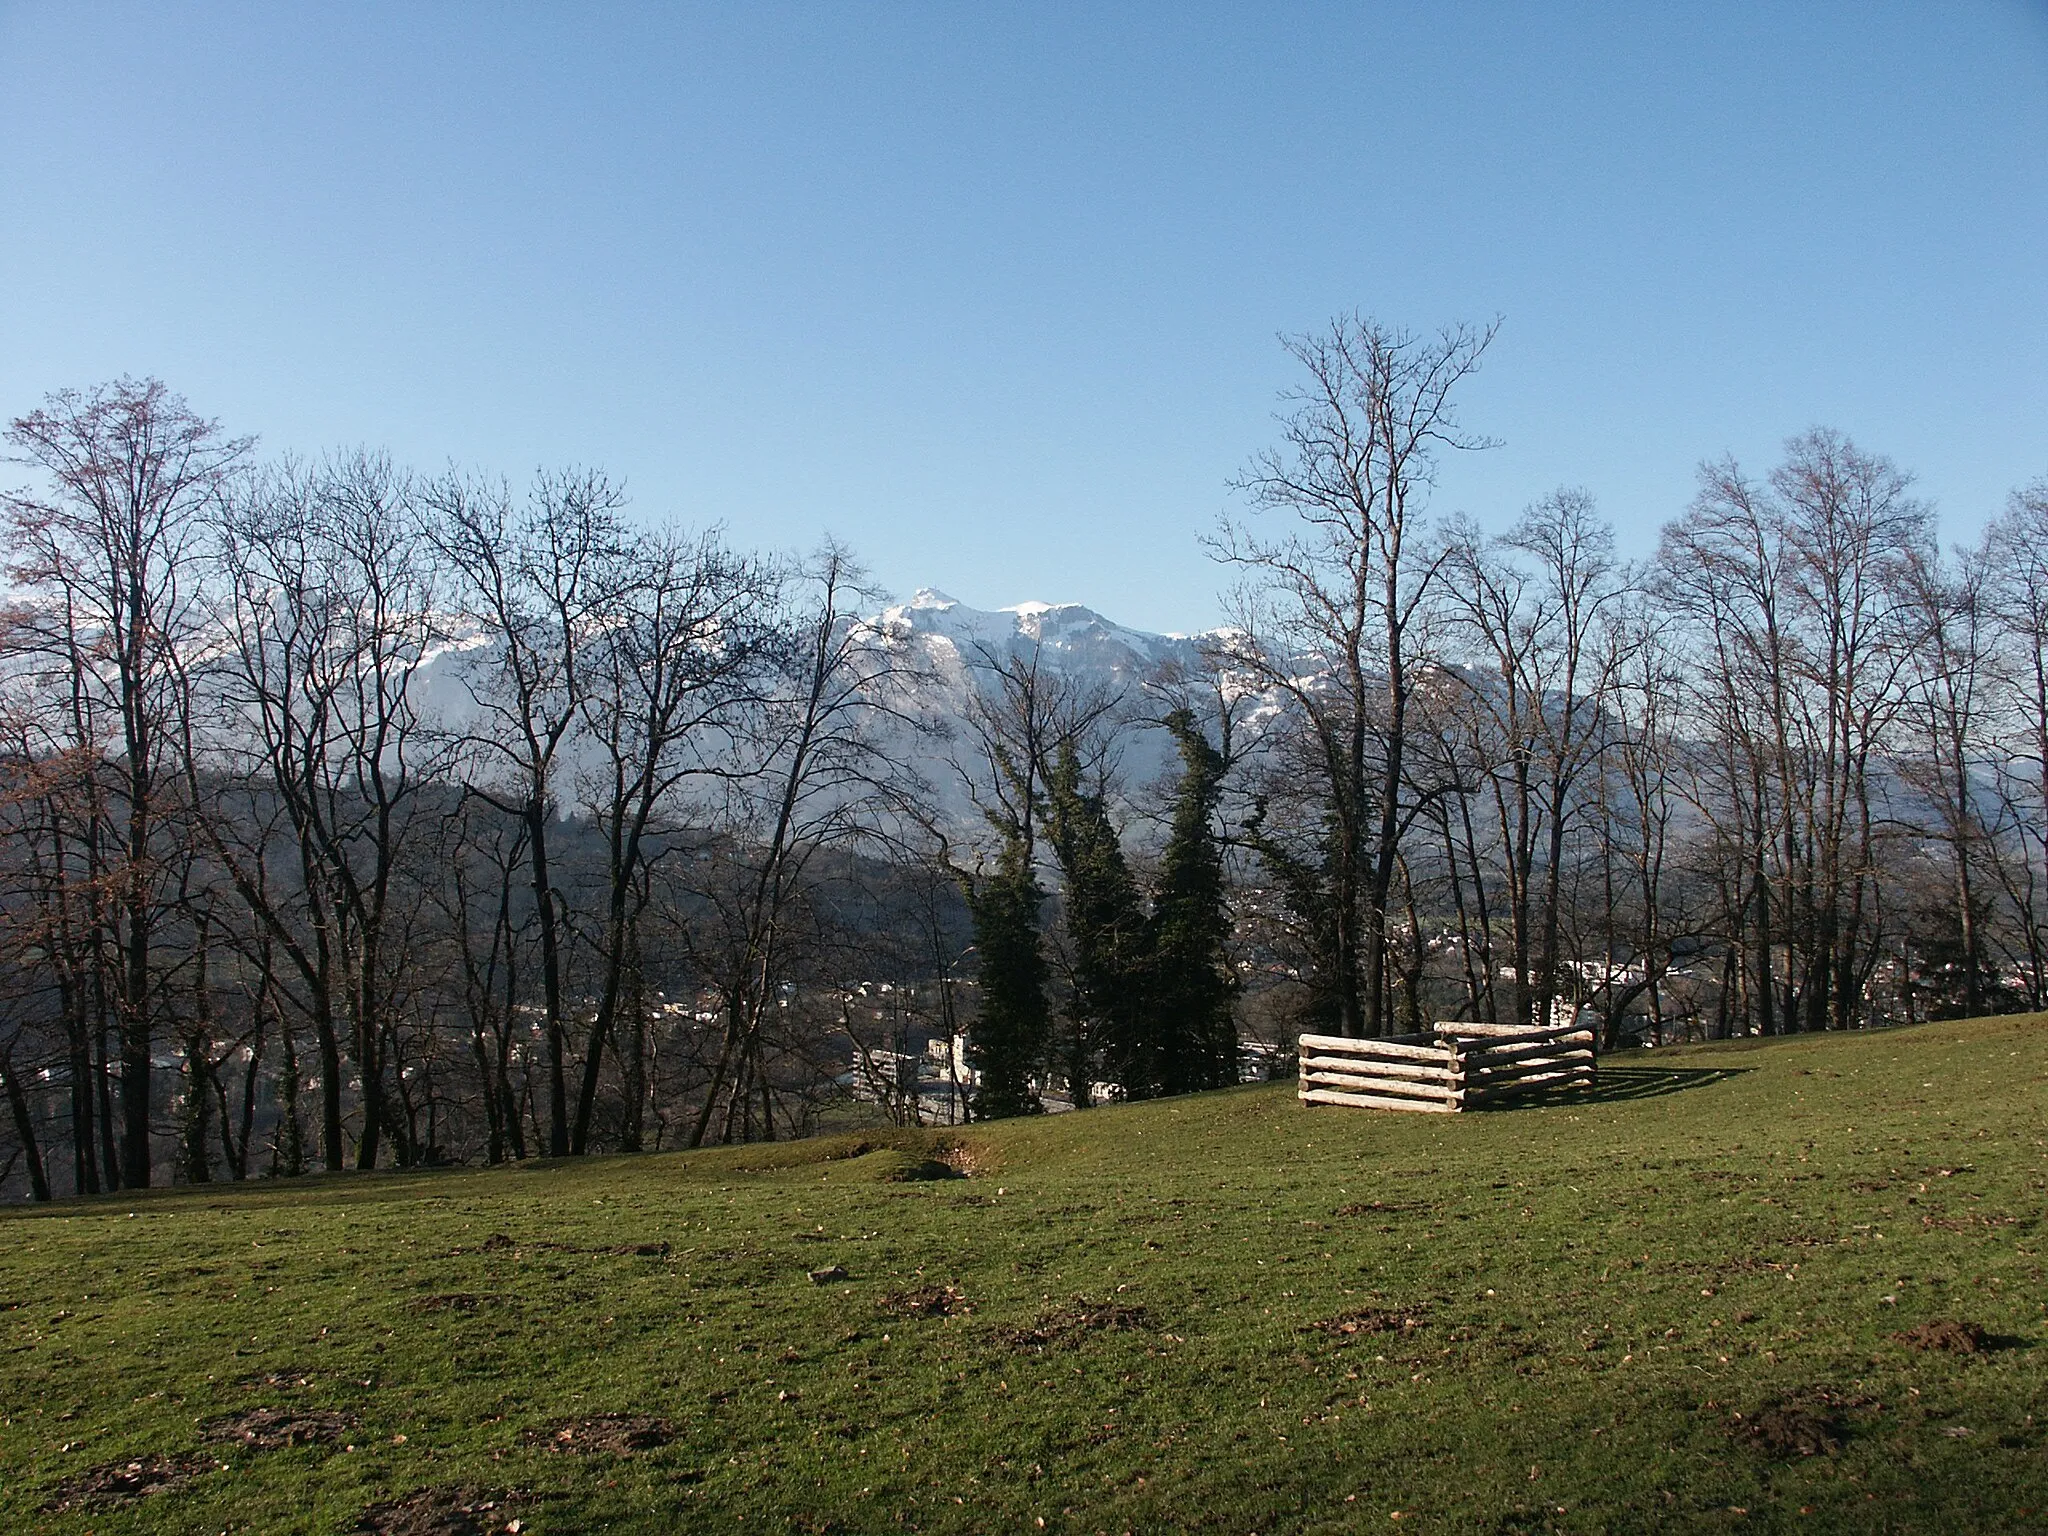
[2,3,2044,632]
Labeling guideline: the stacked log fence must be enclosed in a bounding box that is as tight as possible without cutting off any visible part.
[1297,1019,1595,1113]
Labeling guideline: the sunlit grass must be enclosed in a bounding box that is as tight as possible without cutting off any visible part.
[2,1014,2043,1533]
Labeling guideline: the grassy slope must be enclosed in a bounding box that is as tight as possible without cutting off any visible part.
[1,1015,2044,1535]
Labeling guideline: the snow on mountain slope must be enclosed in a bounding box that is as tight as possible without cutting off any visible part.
[859,589,1226,835]
[409,589,1238,840]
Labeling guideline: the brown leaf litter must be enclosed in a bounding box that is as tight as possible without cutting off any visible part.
[1309,1305,1429,1340]
[203,1405,357,1449]
[472,1233,669,1257]
[998,1296,1151,1349]
[879,1283,970,1318]
[523,1414,673,1455]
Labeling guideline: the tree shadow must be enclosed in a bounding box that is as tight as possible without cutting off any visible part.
[1567,1064,1751,1104]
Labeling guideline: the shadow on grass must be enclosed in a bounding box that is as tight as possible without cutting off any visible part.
[1571,1064,1751,1104]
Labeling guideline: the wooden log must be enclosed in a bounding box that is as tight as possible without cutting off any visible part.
[1456,1046,1577,1070]
[1299,1054,1461,1084]
[1302,1070,1461,1103]
[1439,1025,1592,1052]
[1466,1053,1593,1084]
[1467,1057,1591,1089]
[1467,1064,1594,1100]
[1300,1086,1461,1114]
[1302,1060,1460,1088]
[1463,1035,1593,1069]
[1298,1033,1456,1064]
[1465,1047,1592,1076]
[1456,1026,1594,1051]
[1433,1024,1572,1048]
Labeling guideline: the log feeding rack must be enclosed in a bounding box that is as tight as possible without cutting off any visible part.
[1296,1020,1595,1113]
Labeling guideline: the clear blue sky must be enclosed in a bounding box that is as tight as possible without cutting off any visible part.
[3,3,2044,632]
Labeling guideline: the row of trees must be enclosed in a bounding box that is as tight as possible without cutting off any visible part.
[3,328,2042,1198]
[1217,314,2048,1056]
[0,379,1243,1199]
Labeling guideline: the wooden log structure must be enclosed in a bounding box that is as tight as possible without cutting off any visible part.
[1298,1021,1594,1113]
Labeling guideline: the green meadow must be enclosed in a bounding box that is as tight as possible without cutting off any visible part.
[2,1013,2043,1534]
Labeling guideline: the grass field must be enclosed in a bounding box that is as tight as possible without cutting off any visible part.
[1,1014,2044,1535]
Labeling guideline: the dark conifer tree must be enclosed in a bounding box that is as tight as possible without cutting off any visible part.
[1149,710,1239,1091]
[1243,804,1350,1035]
[964,831,1050,1118]
[1044,742,1150,1103]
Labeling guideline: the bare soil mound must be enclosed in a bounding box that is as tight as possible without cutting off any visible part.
[203,1405,356,1449]
[350,1485,527,1535]
[523,1414,673,1455]
[879,1283,969,1318]
[1309,1305,1428,1340]
[43,1452,219,1511]
[1894,1319,1989,1353]
[1728,1388,1880,1458]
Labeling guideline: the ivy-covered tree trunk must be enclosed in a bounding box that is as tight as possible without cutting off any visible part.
[1150,710,1238,1093]
[965,834,1050,1119]
[1045,743,1152,1101]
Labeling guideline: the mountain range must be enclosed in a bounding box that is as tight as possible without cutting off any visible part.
[412,589,1233,838]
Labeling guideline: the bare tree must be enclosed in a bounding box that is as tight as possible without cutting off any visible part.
[682,547,935,1145]
[1440,490,1626,1029]
[431,470,626,1157]
[1983,478,2048,1003]
[213,452,448,1168]
[1657,431,1928,1035]
[1216,315,1497,1036]
[569,528,774,1152]
[3,379,250,1186]
[1898,544,2001,1016]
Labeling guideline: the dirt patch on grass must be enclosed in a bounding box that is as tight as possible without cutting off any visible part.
[524,1413,673,1455]
[1893,1319,1990,1353]
[469,1234,669,1257]
[883,1157,965,1183]
[1727,1388,1880,1459]
[1920,1212,2022,1232]
[1309,1305,1428,1340]
[879,1283,969,1318]
[43,1453,220,1511]
[350,1485,527,1535]
[1335,1199,1426,1218]
[940,1142,990,1179]
[413,1292,501,1314]
[998,1296,1151,1349]
[203,1405,356,1449]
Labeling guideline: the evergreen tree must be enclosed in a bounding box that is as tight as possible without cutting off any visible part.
[1149,709,1239,1091]
[964,831,1050,1119]
[1243,800,1351,1036]
[1044,742,1150,1103]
